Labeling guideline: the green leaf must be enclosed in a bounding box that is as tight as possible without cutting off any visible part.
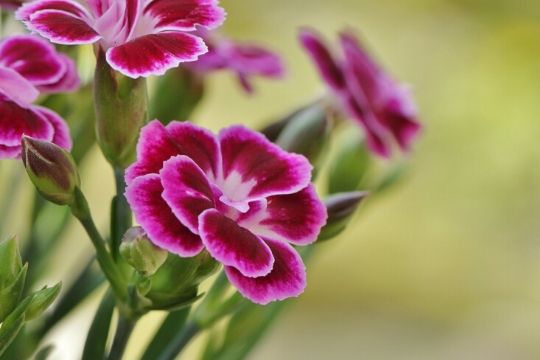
[25,283,62,321]
[328,130,371,194]
[0,297,32,357]
[82,290,115,360]
[0,264,27,322]
[141,307,191,360]
[0,237,22,287]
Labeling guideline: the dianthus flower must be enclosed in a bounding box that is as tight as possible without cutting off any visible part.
[17,0,226,78]
[300,29,421,157]
[125,120,327,304]
[187,30,285,93]
[0,35,77,158]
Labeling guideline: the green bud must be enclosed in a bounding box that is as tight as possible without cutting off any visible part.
[276,103,332,168]
[149,67,204,124]
[328,130,371,194]
[120,227,167,276]
[22,137,80,206]
[146,251,219,311]
[318,191,368,241]
[94,49,147,168]
[25,282,61,321]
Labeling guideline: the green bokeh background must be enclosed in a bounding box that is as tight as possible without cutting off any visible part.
[3,0,540,358]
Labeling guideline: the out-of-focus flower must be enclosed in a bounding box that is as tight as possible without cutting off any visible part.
[0,35,76,158]
[187,30,285,93]
[0,0,23,10]
[17,0,226,78]
[300,28,421,157]
[125,120,327,304]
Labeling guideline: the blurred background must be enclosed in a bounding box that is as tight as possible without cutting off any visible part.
[3,0,540,359]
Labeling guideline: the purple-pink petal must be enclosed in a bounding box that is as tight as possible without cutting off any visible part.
[0,35,65,86]
[144,0,225,31]
[25,9,101,45]
[218,125,312,201]
[106,32,207,78]
[0,95,53,148]
[34,106,72,150]
[199,209,274,278]
[38,54,80,93]
[243,185,327,246]
[160,155,215,234]
[125,174,204,257]
[0,67,39,106]
[299,28,346,92]
[225,238,306,305]
[16,0,91,20]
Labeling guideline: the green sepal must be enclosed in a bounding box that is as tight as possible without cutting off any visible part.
[328,129,371,194]
[25,282,62,321]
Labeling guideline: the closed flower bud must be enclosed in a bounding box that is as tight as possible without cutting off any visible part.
[120,227,167,276]
[318,191,368,241]
[22,136,80,206]
[276,102,332,168]
[94,50,147,168]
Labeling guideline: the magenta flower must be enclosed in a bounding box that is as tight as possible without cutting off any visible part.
[300,29,421,158]
[17,0,226,78]
[187,31,285,93]
[125,120,327,304]
[0,35,76,158]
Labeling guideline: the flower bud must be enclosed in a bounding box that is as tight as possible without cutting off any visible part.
[120,227,167,276]
[149,67,204,124]
[94,49,147,168]
[318,191,368,241]
[22,136,80,206]
[276,102,332,168]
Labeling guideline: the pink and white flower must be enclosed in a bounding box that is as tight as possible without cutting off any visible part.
[300,28,421,158]
[16,0,226,78]
[0,35,76,159]
[125,120,327,304]
[187,31,285,93]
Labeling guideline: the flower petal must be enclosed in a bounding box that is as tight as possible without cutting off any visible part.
[218,125,312,202]
[34,106,72,150]
[299,28,346,92]
[125,173,204,256]
[0,96,54,148]
[160,155,215,234]
[199,209,274,278]
[0,144,22,159]
[38,54,80,93]
[16,0,92,20]
[106,32,207,78]
[125,120,221,184]
[225,238,306,305]
[0,35,65,86]
[166,121,220,178]
[24,9,101,45]
[125,120,180,184]
[240,185,327,246]
[0,67,39,105]
[144,0,225,31]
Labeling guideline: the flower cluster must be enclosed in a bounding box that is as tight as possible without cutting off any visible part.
[188,30,285,93]
[125,120,327,304]
[300,29,421,157]
[0,35,77,158]
[17,0,226,78]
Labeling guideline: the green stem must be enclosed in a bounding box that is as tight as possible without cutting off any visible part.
[107,314,136,360]
[156,321,199,360]
[70,188,127,302]
[110,167,131,260]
